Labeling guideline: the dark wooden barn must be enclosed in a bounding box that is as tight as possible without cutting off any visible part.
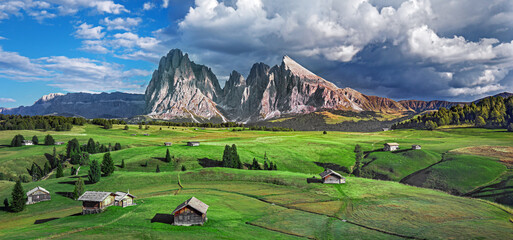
[78,191,116,215]
[319,169,345,184]
[172,197,209,226]
[26,186,51,205]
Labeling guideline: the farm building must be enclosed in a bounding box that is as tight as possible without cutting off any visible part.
[22,140,33,146]
[187,142,200,147]
[172,197,209,226]
[164,142,172,146]
[114,191,136,207]
[78,191,116,215]
[384,143,399,151]
[382,128,389,131]
[26,186,51,204]
[55,142,65,145]
[412,145,422,150]
[319,169,345,184]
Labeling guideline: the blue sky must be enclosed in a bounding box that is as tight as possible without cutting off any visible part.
[1,0,513,108]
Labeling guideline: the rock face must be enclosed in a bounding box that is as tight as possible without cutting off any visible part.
[398,100,466,112]
[0,92,145,118]
[145,49,225,122]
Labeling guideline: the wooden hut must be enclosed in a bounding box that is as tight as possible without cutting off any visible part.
[384,143,399,151]
[55,142,65,145]
[26,186,51,204]
[187,142,200,147]
[382,128,389,131]
[22,140,33,146]
[164,142,172,146]
[78,191,116,215]
[172,197,209,226]
[143,133,149,136]
[412,145,422,150]
[319,169,345,184]
[114,191,136,207]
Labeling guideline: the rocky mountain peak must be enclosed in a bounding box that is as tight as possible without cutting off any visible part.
[35,93,65,104]
[281,55,320,80]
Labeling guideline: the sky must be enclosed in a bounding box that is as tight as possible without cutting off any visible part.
[1,0,513,108]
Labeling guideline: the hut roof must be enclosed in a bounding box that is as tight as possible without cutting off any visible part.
[319,169,344,179]
[114,191,136,201]
[188,141,200,144]
[385,142,399,146]
[78,191,114,202]
[172,197,209,215]
[26,186,50,196]
[22,140,33,143]
[412,144,421,147]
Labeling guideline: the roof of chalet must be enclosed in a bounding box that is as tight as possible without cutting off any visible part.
[22,140,33,143]
[187,141,200,144]
[172,197,209,215]
[78,191,115,202]
[384,143,399,146]
[114,191,136,201]
[319,169,344,179]
[26,186,50,196]
[412,144,421,147]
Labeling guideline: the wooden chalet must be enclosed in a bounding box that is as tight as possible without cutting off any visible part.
[382,128,389,131]
[319,169,345,184]
[164,142,172,146]
[22,140,33,146]
[172,197,209,226]
[412,145,422,150]
[26,186,51,204]
[187,142,200,147]
[78,191,116,215]
[114,191,136,207]
[384,143,399,151]
[55,142,65,145]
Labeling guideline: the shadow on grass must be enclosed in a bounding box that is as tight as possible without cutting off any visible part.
[56,192,74,200]
[150,213,174,224]
[198,158,222,168]
[34,217,59,224]
[152,157,171,163]
[306,177,323,184]
[58,179,94,185]
[313,162,350,174]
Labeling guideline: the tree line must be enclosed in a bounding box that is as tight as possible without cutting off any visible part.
[392,96,513,131]
[0,114,85,131]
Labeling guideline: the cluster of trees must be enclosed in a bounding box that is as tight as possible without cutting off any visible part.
[91,118,126,128]
[10,134,56,147]
[249,153,277,170]
[87,152,115,184]
[242,126,294,132]
[393,96,513,130]
[222,144,243,169]
[27,146,65,181]
[0,114,85,131]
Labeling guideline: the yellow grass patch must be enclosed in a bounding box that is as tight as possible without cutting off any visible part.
[450,146,513,165]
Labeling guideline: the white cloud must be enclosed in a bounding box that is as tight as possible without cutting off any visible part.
[74,23,105,39]
[80,40,110,53]
[143,2,153,10]
[162,0,169,8]
[101,17,142,31]
[0,98,16,103]
[112,32,160,50]
[90,1,128,14]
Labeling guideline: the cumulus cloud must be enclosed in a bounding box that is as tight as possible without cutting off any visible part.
[0,98,16,103]
[162,0,169,8]
[74,23,105,39]
[143,2,154,10]
[90,1,128,14]
[101,17,142,31]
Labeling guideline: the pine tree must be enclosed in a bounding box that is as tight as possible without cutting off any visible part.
[251,158,260,170]
[43,162,51,176]
[124,125,129,130]
[353,144,363,177]
[120,159,125,168]
[156,165,160,173]
[73,177,85,200]
[323,131,327,134]
[181,165,187,171]
[66,138,81,157]
[222,145,232,167]
[51,146,57,168]
[70,166,76,176]
[3,198,8,209]
[86,138,96,154]
[32,135,39,145]
[10,180,25,212]
[44,134,55,145]
[268,162,274,171]
[114,143,121,151]
[10,134,24,147]
[263,161,269,170]
[56,162,64,178]
[101,152,115,176]
[165,149,171,163]
[88,160,101,184]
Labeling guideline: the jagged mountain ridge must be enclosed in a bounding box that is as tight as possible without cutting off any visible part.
[0,92,145,119]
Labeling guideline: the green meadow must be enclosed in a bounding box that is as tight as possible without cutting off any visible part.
[0,124,512,239]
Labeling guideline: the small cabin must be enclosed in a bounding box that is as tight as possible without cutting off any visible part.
[26,186,51,204]
[187,142,200,147]
[384,143,399,151]
[114,191,136,207]
[55,142,65,145]
[172,197,209,226]
[412,145,422,150]
[382,128,389,131]
[143,133,149,136]
[78,191,116,215]
[164,142,172,146]
[319,169,345,184]
[22,140,33,146]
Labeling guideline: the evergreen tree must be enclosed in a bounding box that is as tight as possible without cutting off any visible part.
[181,165,187,171]
[353,144,363,177]
[10,180,25,212]
[73,177,85,200]
[66,138,81,157]
[263,161,269,170]
[3,198,8,209]
[32,135,39,145]
[251,158,261,170]
[476,116,486,127]
[222,145,232,167]
[114,143,121,151]
[86,138,96,154]
[120,159,125,168]
[124,125,129,130]
[10,134,24,147]
[51,146,57,168]
[230,144,242,169]
[101,152,115,176]
[268,162,274,171]
[165,149,172,163]
[156,165,160,173]
[425,120,438,130]
[70,166,76,176]
[88,160,101,184]
[44,134,55,145]
[323,131,327,134]
[43,162,51,176]
[508,123,513,132]
[56,162,64,178]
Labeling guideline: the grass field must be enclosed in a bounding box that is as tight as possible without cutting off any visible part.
[0,124,513,239]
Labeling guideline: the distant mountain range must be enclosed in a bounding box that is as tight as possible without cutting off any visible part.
[1,49,511,122]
